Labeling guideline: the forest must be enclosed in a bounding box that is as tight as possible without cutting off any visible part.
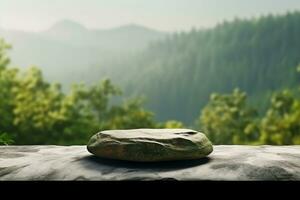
[119,11,300,124]
[1,12,300,145]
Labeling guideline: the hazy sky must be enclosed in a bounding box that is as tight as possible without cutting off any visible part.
[0,0,300,32]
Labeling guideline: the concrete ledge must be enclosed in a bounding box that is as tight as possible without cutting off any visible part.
[0,145,300,180]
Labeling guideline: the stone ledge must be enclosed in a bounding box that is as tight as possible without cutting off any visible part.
[0,145,300,181]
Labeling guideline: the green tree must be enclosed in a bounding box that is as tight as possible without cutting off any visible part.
[260,90,300,145]
[12,67,65,144]
[10,72,159,144]
[198,89,259,144]
[259,65,300,145]
[0,39,16,144]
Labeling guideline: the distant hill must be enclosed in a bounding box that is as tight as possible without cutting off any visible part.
[0,20,167,86]
[43,20,165,51]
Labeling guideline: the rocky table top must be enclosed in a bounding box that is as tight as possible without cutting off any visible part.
[0,145,300,181]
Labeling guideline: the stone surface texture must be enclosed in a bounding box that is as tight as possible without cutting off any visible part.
[87,129,213,162]
[0,145,300,181]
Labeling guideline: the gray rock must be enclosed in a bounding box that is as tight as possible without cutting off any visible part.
[87,129,213,162]
[0,145,300,180]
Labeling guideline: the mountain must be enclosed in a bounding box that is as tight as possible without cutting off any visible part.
[119,11,300,124]
[42,20,166,51]
[0,20,167,86]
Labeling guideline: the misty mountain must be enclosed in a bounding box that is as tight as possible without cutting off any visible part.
[0,20,167,85]
[43,20,166,51]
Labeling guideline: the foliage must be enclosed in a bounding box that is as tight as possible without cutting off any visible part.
[10,74,159,144]
[0,132,14,145]
[0,40,14,146]
[260,90,300,145]
[198,89,259,144]
[198,66,300,145]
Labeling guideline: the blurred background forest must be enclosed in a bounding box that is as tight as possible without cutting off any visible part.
[1,1,300,145]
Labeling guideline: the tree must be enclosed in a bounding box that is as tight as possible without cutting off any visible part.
[259,65,300,145]
[10,72,159,144]
[260,90,300,145]
[12,67,64,144]
[0,39,16,144]
[198,89,259,144]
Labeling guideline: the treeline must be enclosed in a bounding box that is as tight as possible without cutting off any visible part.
[0,39,182,145]
[122,11,300,124]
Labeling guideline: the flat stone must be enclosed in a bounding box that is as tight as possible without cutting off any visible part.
[0,145,300,180]
[87,129,213,162]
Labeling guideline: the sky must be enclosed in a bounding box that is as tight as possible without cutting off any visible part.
[0,0,300,32]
